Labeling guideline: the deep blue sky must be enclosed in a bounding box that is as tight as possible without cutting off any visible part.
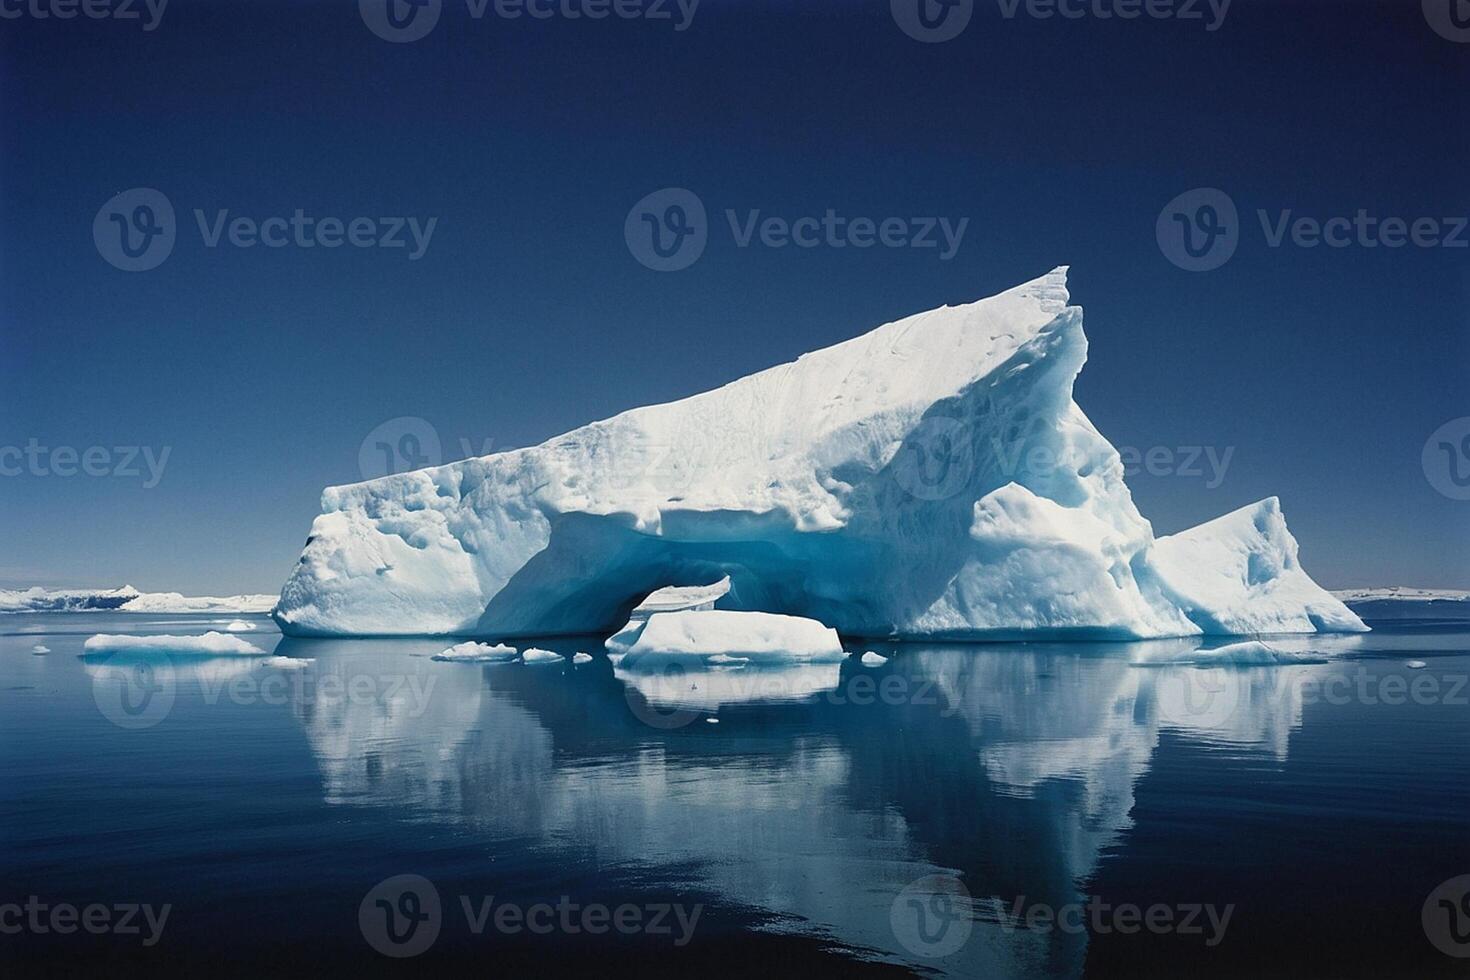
[2,0,1466,594]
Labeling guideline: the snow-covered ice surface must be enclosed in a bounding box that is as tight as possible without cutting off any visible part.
[432,641,519,663]
[273,268,1365,641]
[261,655,314,670]
[521,648,564,664]
[0,586,277,615]
[1331,587,1470,604]
[80,631,266,656]
[610,609,846,663]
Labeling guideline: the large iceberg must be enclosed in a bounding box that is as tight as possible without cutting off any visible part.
[274,268,1365,640]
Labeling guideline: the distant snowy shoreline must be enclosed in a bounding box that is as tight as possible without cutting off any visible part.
[0,586,276,615]
[1331,588,1470,604]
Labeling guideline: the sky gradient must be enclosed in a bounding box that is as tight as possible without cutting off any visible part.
[2,0,1467,594]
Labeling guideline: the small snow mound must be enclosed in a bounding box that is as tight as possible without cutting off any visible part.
[572,652,594,664]
[225,620,256,632]
[522,648,563,664]
[1406,660,1428,669]
[859,651,889,666]
[432,641,518,663]
[262,656,314,670]
[81,631,265,656]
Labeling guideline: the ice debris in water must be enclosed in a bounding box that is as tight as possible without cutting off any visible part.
[81,632,265,656]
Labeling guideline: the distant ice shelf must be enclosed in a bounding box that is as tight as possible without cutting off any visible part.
[272,267,1366,642]
[1,586,277,615]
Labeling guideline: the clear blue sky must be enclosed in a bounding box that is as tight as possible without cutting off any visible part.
[2,0,1466,594]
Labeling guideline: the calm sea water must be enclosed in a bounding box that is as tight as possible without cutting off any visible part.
[2,612,1468,978]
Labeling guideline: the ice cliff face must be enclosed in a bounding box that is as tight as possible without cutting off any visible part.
[274,268,1365,640]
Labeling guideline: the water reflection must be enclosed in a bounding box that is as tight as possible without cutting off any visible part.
[272,636,1327,976]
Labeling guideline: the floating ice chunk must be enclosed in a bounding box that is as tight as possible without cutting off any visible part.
[615,610,845,663]
[432,641,519,663]
[1132,639,1325,667]
[81,631,265,656]
[31,644,50,654]
[706,653,750,667]
[1406,660,1428,669]
[521,648,564,664]
[859,651,889,666]
[629,578,731,617]
[225,620,256,632]
[573,652,594,664]
[262,656,314,670]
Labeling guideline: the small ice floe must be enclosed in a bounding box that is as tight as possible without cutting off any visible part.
[860,651,889,666]
[31,645,50,654]
[1406,660,1428,669]
[1133,639,1325,668]
[432,641,519,664]
[521,648,564,665]
[261,656,314,671]
[706,653,750,667]
[224,620,256,632]
[705,717,719,724]
[572,652,593,664]
[81,631,265,656]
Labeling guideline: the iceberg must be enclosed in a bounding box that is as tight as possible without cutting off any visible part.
[273,268,1365,641]
[261,655,314,670]
[81,631,266,656]
[432,641,520,663]
[610,609,846,663]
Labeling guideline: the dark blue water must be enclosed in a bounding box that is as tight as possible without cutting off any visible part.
[2,613,1468,978]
